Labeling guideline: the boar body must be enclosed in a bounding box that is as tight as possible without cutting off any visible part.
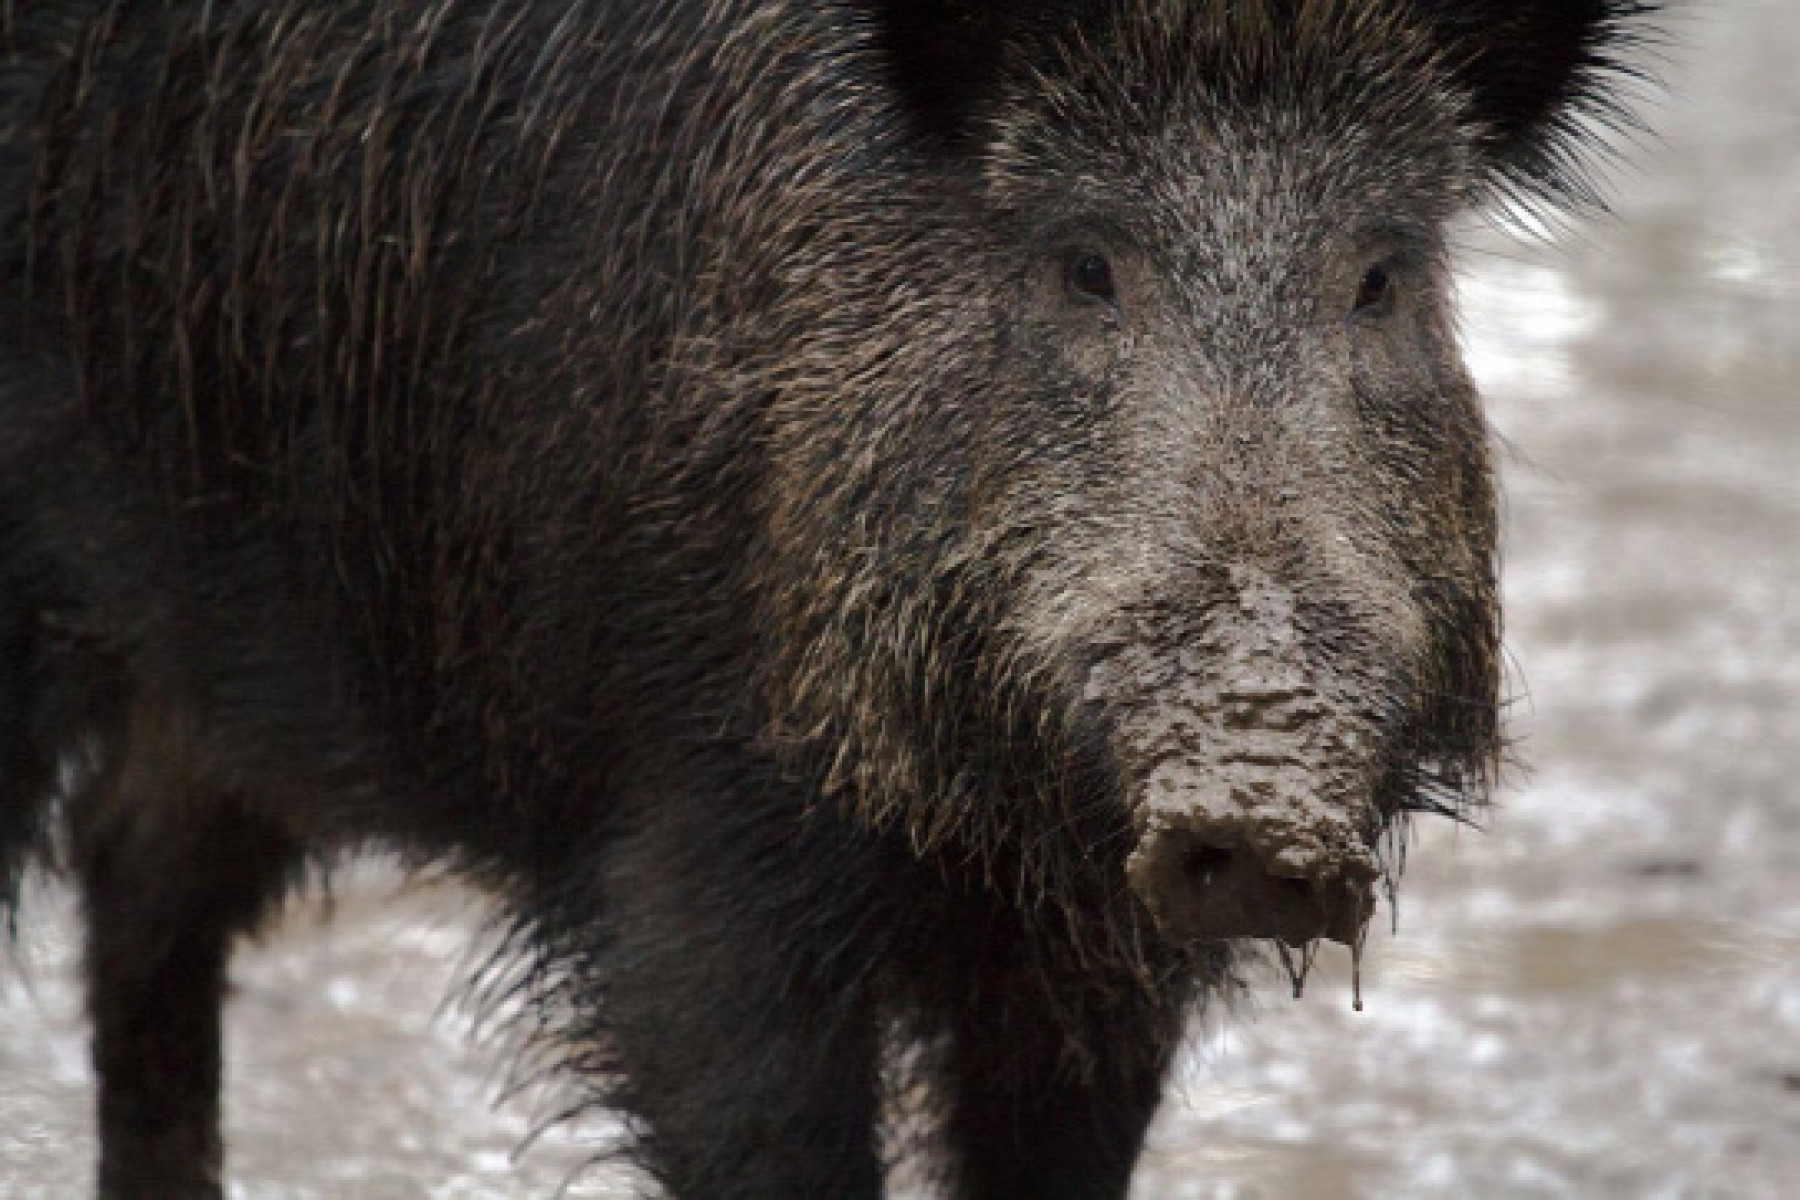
[0,3,1648,1197]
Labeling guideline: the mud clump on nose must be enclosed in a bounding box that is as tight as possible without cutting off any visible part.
[1126,789,1381,948]
[1122,693,1382,949]
[1097,570,1387,948]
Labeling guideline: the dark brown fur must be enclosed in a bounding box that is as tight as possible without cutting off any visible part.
[1,2,1652,1197]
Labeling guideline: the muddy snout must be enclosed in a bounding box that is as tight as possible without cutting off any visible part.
[1112,682,1388,948]
[1098,568,1395,949]
[1127,808,1379,948]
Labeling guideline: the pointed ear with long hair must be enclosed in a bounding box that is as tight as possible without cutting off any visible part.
[865,0,1095,143]
[1411,0,1662,207]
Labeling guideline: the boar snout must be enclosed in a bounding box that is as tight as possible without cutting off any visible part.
[1128,804,1380,948]
[1095,570,1391,948]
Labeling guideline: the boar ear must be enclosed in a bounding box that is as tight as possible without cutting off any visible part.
[867,0,1094,143]
[1411,0,1659,204]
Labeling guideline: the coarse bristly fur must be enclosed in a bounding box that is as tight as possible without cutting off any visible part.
[1,2,1655,1197]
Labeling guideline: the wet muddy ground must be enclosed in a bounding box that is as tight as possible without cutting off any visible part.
[3,3,1797,1197]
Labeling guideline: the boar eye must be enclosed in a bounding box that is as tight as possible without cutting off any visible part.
[1065,251,1117,307]
[1352,264,1395,317]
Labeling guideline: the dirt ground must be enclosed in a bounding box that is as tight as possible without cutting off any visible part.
[3,3,1797,1197]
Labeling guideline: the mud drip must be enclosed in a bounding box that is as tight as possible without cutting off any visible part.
[1275,939,1320,1000]
[1273,891,1368,1011]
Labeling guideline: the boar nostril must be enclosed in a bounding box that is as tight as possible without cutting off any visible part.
[1278,876,1315,904]
[1182,845,1234,884]
[1131,826,1379,950]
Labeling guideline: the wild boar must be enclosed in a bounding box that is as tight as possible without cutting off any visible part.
[0,1,1652,1196]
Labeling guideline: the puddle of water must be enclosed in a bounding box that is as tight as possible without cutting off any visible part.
[1375,914,1800,1002]
[1485,919,1794,997]
[1151,1140,1375,1200]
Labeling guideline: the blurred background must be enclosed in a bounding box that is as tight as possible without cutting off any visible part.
[3,2,1796,1197]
